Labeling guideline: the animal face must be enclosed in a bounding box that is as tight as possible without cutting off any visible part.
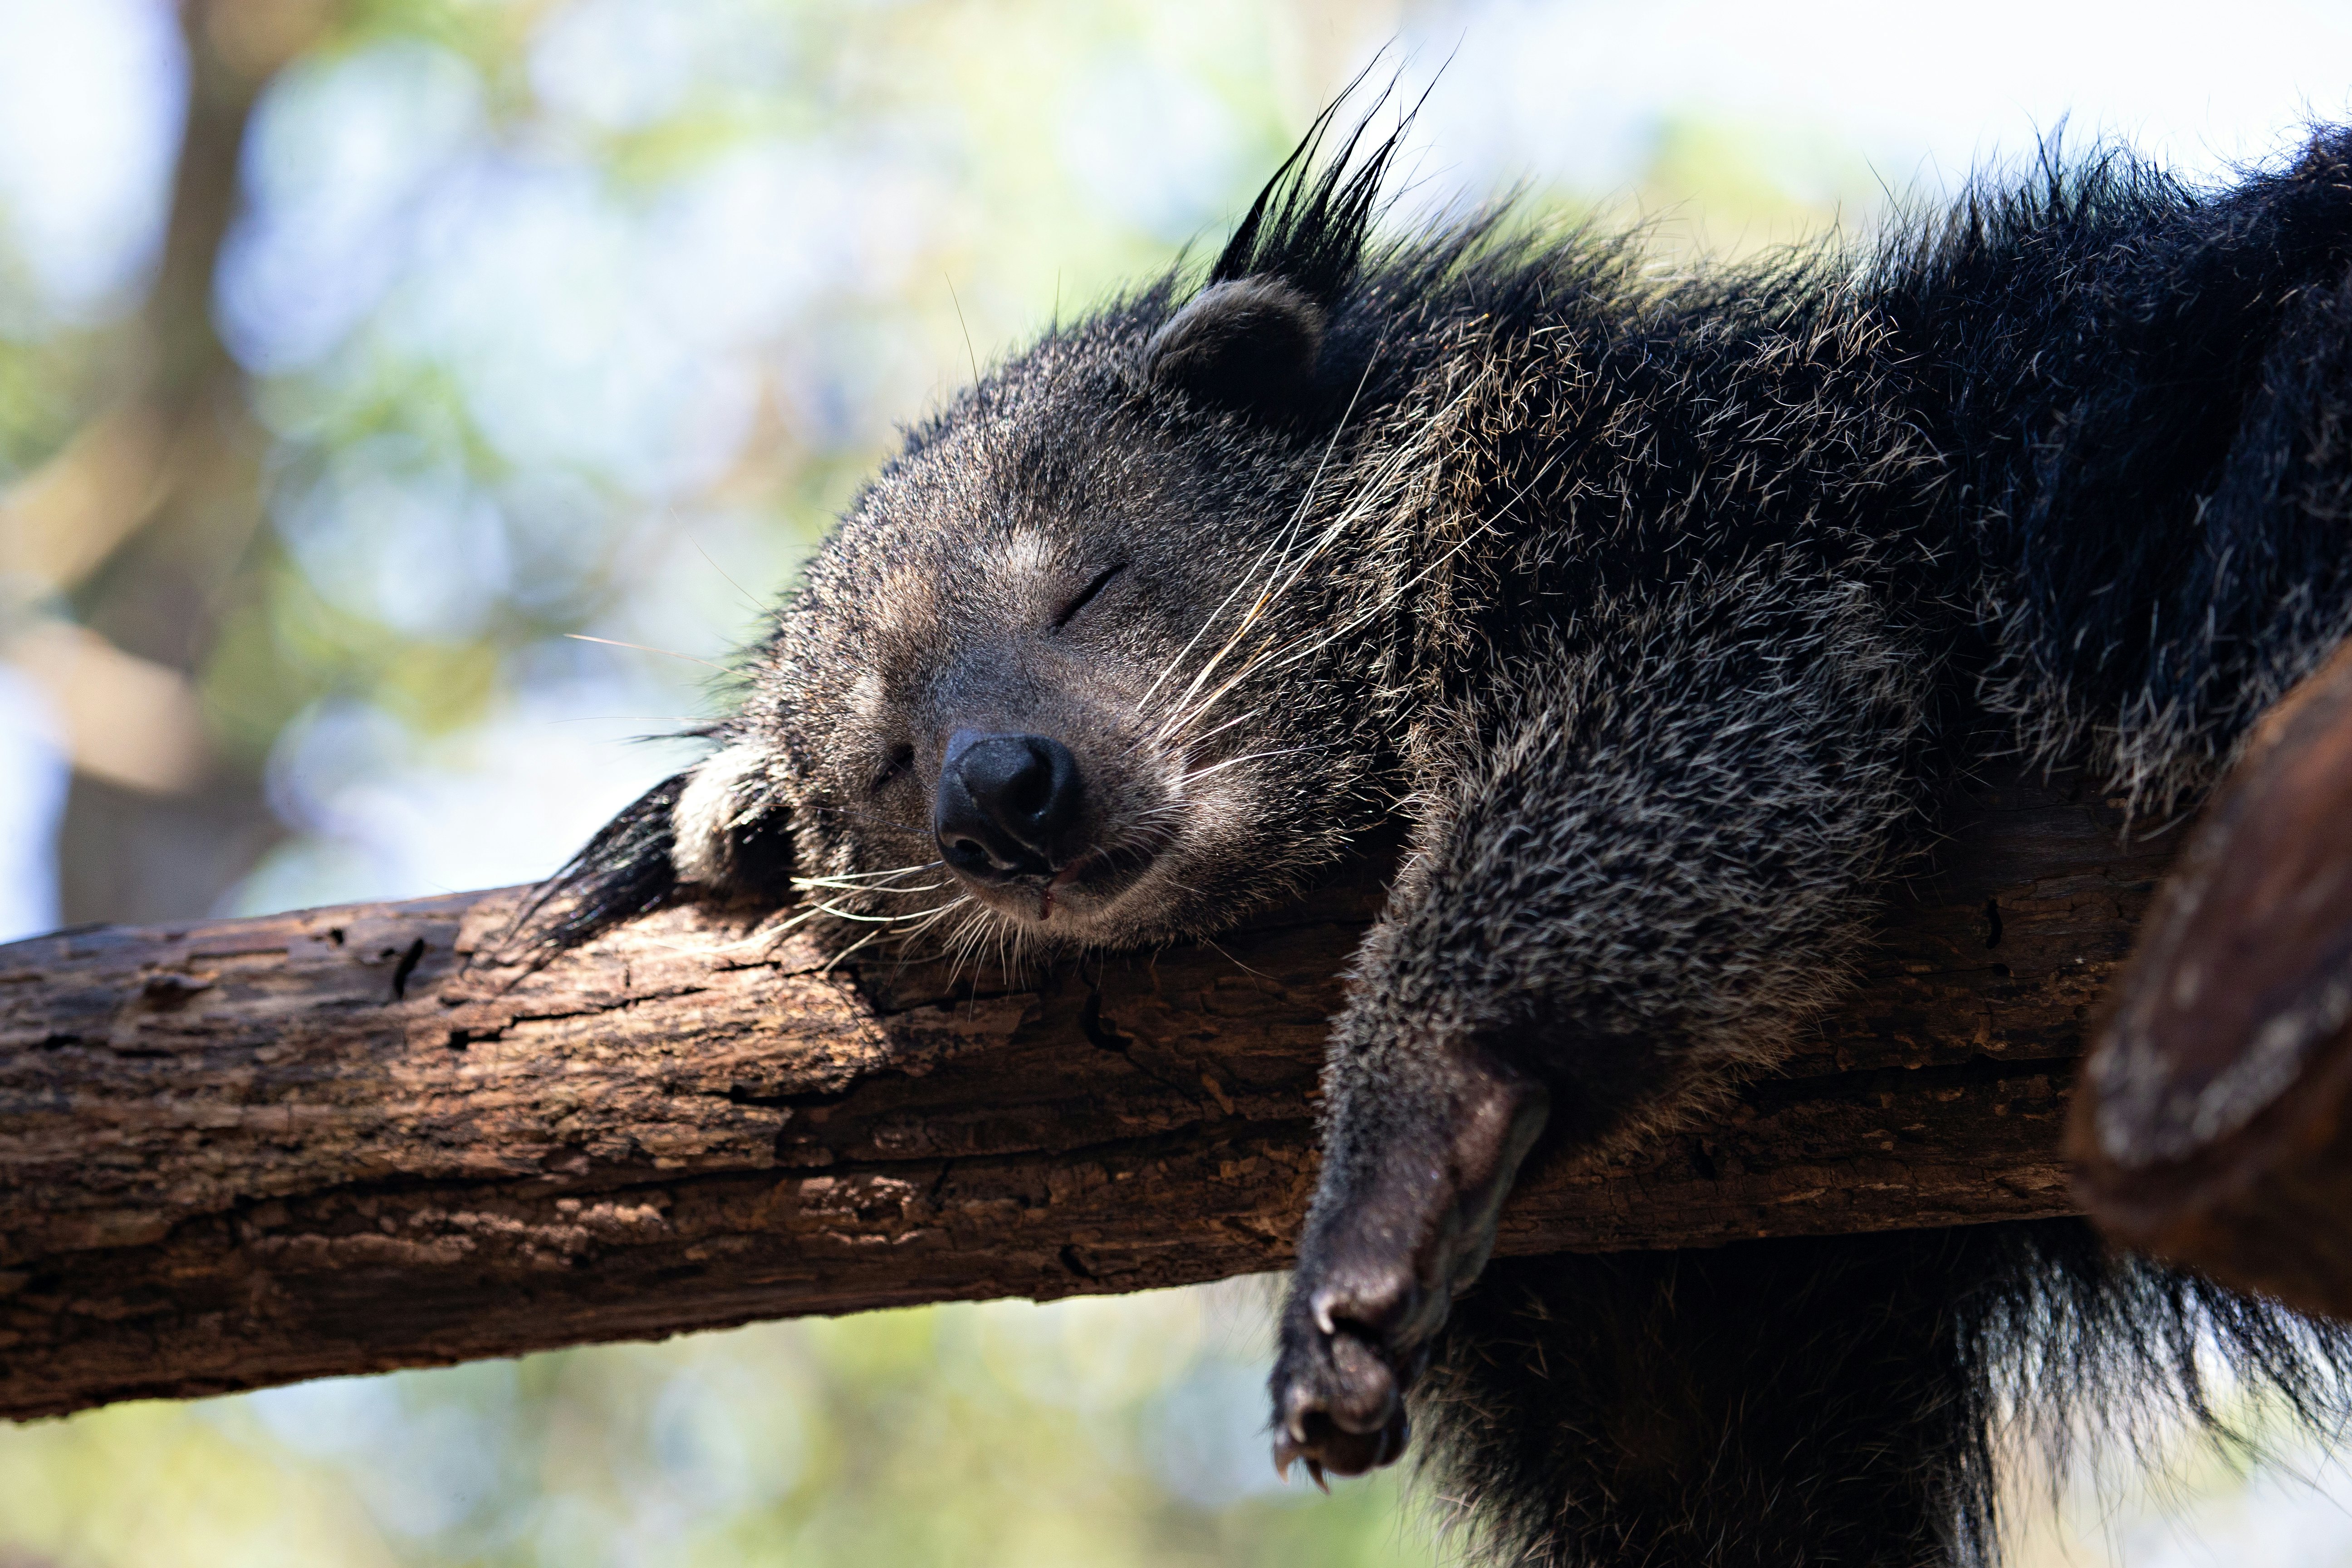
[699,284,1391,961]
[537,143,1417,964]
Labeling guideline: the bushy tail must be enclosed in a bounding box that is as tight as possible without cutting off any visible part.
[1411,1219,2352,1567]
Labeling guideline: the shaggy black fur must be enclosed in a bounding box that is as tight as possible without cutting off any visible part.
[1422,1223,2352,1567]
[531,110,2352,1565]
[1874,137,2352,809]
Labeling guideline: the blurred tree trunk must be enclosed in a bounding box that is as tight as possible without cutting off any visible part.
[46,3,330,923]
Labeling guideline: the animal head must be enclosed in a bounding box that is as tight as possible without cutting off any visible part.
[540,117,1425,962]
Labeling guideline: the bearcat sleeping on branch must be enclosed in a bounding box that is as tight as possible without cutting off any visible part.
[534,97,2352,1567]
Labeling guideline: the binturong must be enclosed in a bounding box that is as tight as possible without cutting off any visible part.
[536,98,2352,1566]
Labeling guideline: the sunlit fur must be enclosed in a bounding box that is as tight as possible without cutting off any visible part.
[538,115,2352,1565]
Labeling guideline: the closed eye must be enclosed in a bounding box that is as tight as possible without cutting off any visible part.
[1051,564,1125,631]
[871,744,914,793]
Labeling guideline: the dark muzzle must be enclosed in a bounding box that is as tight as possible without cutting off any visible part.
[935,730,1083,881]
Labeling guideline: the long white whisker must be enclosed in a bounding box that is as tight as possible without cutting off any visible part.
[1146,387,1469,740]
[1121,706,1256,764]
[1171,431,1538,735]
[803,899,933,925]
[1175,743,1324,787]
[1169,710,1260,753]
[564,633,730,671]
[892,895,973,941]
[791,860,945,889]
[821,928,885,974]
[1154,636,1295,745]
[1134,345,1387,714]
[940,906,994,995]
[1245,477,1529,685]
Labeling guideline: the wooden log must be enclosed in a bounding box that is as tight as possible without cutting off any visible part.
[2072,639,2352,1317]
[0,769,2175,1421]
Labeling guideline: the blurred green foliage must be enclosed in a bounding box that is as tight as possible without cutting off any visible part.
[207,0,1392,908]
[0,1284,1427,1567]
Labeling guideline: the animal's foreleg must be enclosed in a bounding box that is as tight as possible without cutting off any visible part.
[1272,1004,1551,1478]
[1268,568,1932,1481]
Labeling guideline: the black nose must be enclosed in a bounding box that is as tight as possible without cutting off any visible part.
[935,731,1084,881]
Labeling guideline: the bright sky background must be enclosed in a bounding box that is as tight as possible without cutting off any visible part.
[1402,0,2352,201]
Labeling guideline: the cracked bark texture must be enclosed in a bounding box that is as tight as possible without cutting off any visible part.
[0,769,2174,1421]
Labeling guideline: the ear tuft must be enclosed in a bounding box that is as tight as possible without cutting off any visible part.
[1143,275,1327,416]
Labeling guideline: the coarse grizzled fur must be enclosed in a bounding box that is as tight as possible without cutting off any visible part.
[537,106,2352,1565]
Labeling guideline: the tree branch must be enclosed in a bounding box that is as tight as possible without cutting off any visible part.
[2071,638,2352,1320]
[0,769,2175,1420]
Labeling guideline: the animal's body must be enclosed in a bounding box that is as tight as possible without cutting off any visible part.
[547,117,2352,1564]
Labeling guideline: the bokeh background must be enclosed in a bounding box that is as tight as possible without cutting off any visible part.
[6,2,2352,1563]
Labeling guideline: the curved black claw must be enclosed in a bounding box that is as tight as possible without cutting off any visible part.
[1266,1044,1551,1485]
[1269,1272,1427,1482]
[1273,1388,1412,1485]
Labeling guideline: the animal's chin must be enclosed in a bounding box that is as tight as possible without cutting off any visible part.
[960,842,1176,941]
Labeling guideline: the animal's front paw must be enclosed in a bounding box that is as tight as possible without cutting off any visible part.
[1268,1266,1426,1485]
[1269,1040,1551,1485]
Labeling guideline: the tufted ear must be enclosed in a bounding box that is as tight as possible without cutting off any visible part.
[1143,274,1327,416]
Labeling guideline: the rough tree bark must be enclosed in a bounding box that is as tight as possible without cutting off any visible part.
[0,769,2175,1421]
